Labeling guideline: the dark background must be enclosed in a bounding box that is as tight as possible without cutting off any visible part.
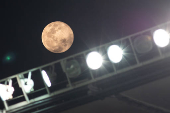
[1,0,170,78]
[1,0,170,112]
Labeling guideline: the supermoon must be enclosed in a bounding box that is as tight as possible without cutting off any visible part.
[42,21,74,53]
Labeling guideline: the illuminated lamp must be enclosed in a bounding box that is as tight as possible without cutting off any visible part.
[0,79,14,101]
[107,45,123,63]
[20,72,34,93]
[41,70,51,87]
[153,29,170,47]
[86,51,103,70]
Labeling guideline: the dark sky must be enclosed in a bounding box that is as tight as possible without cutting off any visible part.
[1,0,170,112]
[1,0,170,79]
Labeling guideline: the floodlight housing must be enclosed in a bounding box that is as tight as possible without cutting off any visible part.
[134,35,153,53]
[0,79,14,101]
[20,72,34,93]
[20,79,34,93]
[65,60,81,78]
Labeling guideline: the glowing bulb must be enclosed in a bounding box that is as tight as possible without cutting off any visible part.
[20,79,34,93]
[153,29,170,47]
[0,84,14,101]
[107,45,123,63]
[86,51,103,70]
[41,70,51,87]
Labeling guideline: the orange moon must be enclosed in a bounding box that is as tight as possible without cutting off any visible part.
[42,21,74,53]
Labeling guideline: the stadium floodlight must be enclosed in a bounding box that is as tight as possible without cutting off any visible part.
[41,70,51,87]
[107,45,123,63]
[134,35,153,53]
[20,72,34,93]
[86,51,103,70]
[153,29,170,47]
[0,79,14,101]
[65,60,81,78]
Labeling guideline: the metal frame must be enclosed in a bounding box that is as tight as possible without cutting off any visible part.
[0,21,170,112]
[115,94,170,113]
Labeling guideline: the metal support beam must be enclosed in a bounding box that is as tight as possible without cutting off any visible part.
[16,75,30,103]
[157,46,163,57]
[83,53,95,80]
[60,60,73,87]
[128,37,140,64]
[115,94,170,113]
[3,101,8,111]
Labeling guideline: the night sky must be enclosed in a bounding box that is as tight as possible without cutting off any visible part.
[1,0,170,79]
[1,0,170,112]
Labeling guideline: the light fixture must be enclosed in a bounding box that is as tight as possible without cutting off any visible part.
[107,45,123,63]
[134,35,153,54]
[86,51,103,70]
[65,60,81,78]
[20,72,34,93]
[0,79,14,101]
[41,70,51,87]
[153,29,170,47]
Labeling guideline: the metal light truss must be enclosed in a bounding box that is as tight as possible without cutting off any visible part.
[0,21,170,112]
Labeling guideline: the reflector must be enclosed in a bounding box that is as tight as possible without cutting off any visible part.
[134,35,153,53]
[65,60,81,78]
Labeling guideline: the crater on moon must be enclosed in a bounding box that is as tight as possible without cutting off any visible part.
[42,21,74,53]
